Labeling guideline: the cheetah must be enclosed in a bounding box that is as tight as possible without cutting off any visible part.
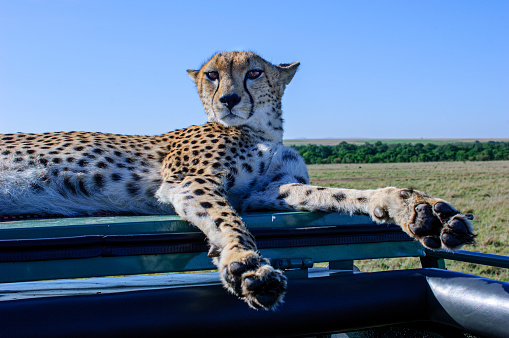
[0,51,475,310]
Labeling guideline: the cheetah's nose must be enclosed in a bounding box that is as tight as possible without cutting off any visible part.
[220,94,241,110]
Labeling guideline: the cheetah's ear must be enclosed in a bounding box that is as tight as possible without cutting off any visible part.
[276,62,300,85]
[187,69,200,84]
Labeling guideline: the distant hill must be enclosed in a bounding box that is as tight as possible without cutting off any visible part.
[283,138,509,146]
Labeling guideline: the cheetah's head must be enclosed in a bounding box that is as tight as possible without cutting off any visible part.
[187,52,299,141]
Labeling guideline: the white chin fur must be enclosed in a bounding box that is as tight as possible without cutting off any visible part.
[214,110,249,127]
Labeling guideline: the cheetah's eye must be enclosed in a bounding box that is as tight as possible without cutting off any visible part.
[205,71,219,81]
[246,70,263,80]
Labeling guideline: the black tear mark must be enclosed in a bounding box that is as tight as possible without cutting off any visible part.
[211,77,220,116]
[243,75,255,118]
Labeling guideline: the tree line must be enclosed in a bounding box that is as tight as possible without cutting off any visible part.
[290,141,509,164]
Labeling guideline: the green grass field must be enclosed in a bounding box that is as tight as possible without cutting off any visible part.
[307,161,509,281]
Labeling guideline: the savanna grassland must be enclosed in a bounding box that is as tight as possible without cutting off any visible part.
[307,161,509,281]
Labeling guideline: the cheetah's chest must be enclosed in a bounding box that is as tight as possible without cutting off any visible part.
[219,142,274,208]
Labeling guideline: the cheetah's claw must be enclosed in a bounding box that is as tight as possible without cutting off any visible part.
[220,256,287,310]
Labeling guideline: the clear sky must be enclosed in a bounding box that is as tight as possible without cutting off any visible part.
[1,0,508,139]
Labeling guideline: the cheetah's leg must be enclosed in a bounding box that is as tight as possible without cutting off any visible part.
[156,177,287,310]
[243,184,475,251]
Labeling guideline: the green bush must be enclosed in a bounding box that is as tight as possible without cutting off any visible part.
[290,141,509,164]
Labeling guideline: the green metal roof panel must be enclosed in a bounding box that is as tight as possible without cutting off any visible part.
[0,211,375,240]
[0,212,426,283]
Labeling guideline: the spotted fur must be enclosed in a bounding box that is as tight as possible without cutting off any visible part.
[0,51,474,310]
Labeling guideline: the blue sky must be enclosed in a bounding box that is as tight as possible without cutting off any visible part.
[1,0,508,139]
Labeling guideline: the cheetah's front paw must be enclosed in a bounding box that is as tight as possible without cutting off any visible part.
[219,253,287,310]
[374,188,475,251]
